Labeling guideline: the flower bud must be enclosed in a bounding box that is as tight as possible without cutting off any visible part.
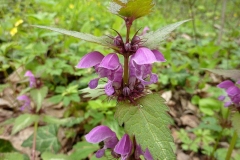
[131,44,139,52]
[125,43,131,52]
[131,35,141,45]
[114,36,123,46]
[123,86,131,96]
[136,83,144,92]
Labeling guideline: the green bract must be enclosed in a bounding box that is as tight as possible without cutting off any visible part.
[141,19,191,49]
[108,0,154,19]
[32,25,116,50]
[115,93,175,160]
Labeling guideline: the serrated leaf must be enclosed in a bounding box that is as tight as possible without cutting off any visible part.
[41,152,70,160]
[22,124,60,153]
[30,86,48,112]
[32,25,116,49]
[108,0,154,19]
[205,69,240,81]
[0,152,24,160]
[11,114,39,135]
[115,93,175,160]
[231,112,240,137]
[141,19,190,49]
[70,141,99,160]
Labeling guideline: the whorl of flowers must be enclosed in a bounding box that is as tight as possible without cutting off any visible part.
[76,29,165,102]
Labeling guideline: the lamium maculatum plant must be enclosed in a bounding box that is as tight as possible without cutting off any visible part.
[33,0,189,159]
[206,69,240,160]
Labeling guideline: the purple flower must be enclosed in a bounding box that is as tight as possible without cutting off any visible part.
[129,47,165,86]
[85,125,119,158]
[17,95,31,111]
[217,80,240,107]
[24,71,36,88]
[114,134,133,160]
[76,52,123,96]
[135,144,153,160]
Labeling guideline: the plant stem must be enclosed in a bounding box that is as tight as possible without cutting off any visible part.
[123,18,132,86]
[225,131,238,160]
[123,55,129,85]
[31,120,38,160]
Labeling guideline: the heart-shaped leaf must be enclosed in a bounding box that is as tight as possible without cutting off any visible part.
[115,93,175,160]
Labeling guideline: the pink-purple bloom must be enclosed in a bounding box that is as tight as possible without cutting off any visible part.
[17,95,31,111]
[76,52,123,96]
[130,47,165,86]
[85,125,153,159]
[25,71,36,88]
[217,80,240,107]
[114,134,132,160]
[85,125,119,158]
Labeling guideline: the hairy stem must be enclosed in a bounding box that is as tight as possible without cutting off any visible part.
[225,131,238,160]
[31,120,38,160]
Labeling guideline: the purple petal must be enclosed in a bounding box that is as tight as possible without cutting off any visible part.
[98,53,120,70]
[114,134,132,159]
[134,144,144,159]
[85,125,116,143]
[104,135,119,149]
[24,71,34,77]
[227,86,240,96]
[105,82,115,96]
[17,95,31,111]
[141,27,150,35]
[24,71,36,87]
[89,78,99,89]
[237,80,240,84]
[76,51,104,68]
[217,80,234,89]
[151,50,166,62]
[218,95,225,101]
[144,148,153,160]
[224,101,232,107]
[96,148,105,158]
[131,48,157,65]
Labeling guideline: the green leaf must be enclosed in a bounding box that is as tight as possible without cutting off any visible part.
[231,112,240,137]
[0,152,24,160]
[22,124,60,153]
[11,114,39,135]
[108,0,154,19]
[205,69,240,81]
[42,115,84,127]
[0,139,15,152]
[32,25,116,49]
[30,86,48,112]
[198,98,222,116]
[79,85,105,99]
[48,95,63,104]
[70,141,99,160]
[41,152,70,160]
[115,93,175,160]
[141,19,190,49]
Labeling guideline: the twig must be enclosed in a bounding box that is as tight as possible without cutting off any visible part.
[188,0,198,45]
[31,120,38,160]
